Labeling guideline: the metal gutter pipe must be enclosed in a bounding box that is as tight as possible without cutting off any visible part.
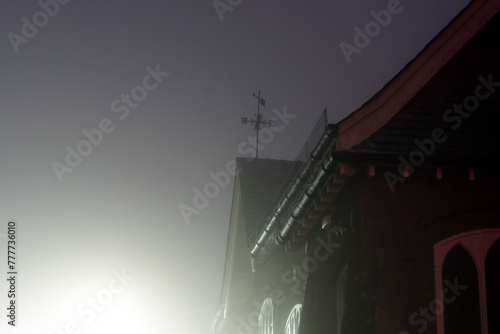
[276,152,338,244]
[249,125,337,257]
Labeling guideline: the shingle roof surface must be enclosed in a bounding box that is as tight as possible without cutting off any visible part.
[236,158,294,247]
[342,12,500,168]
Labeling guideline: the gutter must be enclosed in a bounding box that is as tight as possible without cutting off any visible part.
[276,151,339,244]
[249,124,338,258]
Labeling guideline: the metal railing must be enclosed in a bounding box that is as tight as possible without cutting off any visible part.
[247,108,328,246]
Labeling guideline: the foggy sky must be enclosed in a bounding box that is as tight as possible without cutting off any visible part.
[0,1,469,333]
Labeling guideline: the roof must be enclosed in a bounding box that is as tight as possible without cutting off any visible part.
[247,0,500,258]
[335,9,500,168]
[337,0,500,151]
[236,158,295,247]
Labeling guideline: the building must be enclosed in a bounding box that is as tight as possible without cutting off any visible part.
[211,1,500,333]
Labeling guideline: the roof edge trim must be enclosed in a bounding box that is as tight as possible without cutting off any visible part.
[337,0,500,150]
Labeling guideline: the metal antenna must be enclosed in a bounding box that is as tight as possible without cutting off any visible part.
[241,90,275,159]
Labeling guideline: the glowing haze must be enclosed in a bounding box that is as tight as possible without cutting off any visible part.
[0,0,469,333]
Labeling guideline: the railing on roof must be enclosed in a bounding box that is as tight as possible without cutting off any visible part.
[247,108,328,246]
[295,108,329,165]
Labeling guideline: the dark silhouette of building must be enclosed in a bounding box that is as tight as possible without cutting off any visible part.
[211,1,500,333]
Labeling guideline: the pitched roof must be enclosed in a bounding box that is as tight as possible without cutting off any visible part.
[337,0,500,151]
[246,1,500,257]
[334,9,500,168]
[236,158,295,246]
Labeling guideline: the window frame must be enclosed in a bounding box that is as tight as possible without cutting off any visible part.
[258,297,274,334]
[284,304,302,334]
[434,228,500,334]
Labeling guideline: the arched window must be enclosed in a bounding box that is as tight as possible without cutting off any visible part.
[258,298,273,334]
[285,304,302,334]
[434,228,500,334]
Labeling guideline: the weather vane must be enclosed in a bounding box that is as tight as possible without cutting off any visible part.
[241,90,275,159]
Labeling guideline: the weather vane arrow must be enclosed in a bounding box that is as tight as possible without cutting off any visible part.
[241,90,275,159]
